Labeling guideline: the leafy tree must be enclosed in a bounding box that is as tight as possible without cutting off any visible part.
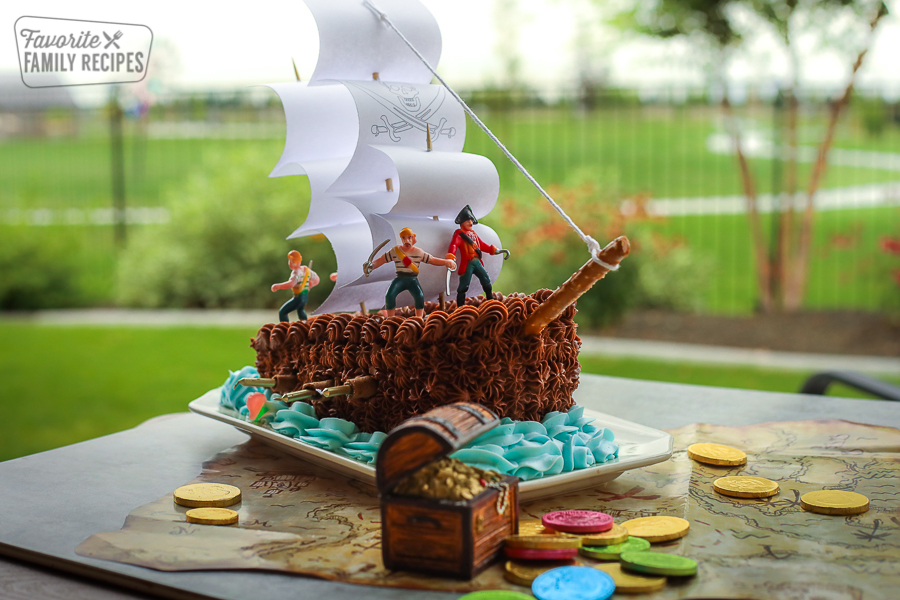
[619,0,888,311]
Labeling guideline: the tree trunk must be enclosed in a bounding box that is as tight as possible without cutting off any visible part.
[772,89,799,312]
[722,96,771,311]
[776,42,801,312]
[786,3,887,310]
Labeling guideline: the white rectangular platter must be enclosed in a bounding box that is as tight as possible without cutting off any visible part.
[189,389,673,502]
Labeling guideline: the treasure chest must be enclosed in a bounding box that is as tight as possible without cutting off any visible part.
[376,402,519,579]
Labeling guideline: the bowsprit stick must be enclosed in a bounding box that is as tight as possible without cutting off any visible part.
[523,236,630,337]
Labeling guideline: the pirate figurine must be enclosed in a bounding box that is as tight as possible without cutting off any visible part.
[271,250,320,322]
[364,227,457,318]
[446,205,510,307]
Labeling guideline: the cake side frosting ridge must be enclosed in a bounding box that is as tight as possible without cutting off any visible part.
[251,290,580,433]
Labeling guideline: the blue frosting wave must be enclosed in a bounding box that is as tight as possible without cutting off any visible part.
[451,406,618,479]
[219,367,618,478]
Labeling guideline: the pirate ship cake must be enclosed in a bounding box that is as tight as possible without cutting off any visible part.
[231,0,629,441]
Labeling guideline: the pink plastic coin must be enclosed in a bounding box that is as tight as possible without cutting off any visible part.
[542,510,614,534]
[504,547,580,560]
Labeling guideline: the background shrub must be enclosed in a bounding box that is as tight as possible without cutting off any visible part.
[632,231,715,313]
[0,226,111,310]
[490,171,711,328]
[117,147,336,309]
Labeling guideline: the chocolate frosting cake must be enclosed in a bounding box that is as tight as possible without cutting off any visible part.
[252,290,579,433]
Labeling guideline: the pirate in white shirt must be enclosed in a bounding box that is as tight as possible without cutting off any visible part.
[364,227,456,318]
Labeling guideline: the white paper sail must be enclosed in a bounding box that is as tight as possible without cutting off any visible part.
[265,83,358,178]
[267,0,504,314]
[303,0,441,85]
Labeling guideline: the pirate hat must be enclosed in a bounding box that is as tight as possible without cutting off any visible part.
[454,205,478,225]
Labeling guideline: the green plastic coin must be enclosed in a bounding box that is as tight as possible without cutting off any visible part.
[579,536,651,561]
[458,591,535,600]
[620,551,698,577]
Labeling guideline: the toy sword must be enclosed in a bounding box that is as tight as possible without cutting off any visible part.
[364,239,391,276]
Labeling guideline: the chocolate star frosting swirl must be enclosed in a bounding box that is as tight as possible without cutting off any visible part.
[251,290,580,433]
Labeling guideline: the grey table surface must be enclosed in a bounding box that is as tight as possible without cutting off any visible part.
[2,373,899,600]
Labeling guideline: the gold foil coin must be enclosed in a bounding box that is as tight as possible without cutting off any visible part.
[714,476,780,498]
[621,516,690,543]
[594,562,666,594]
[505,535,581,550]
[518,519,558,536]
[572,523,630,546]
[687,443,747,466]
[801,490,870,515]
[503,560,578,586]
[173,483,242,508]
[185,507,239,525]
[393,457,500,502]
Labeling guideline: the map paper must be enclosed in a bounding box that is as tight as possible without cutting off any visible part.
[78,419,900,598]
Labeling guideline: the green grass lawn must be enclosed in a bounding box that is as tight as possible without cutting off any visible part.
[0,323,258,462]
[638,206,900,313]
[0,136,285,210]
[465,107,900,200]
[3,106,899,210]
[1,104,898,315]
[2,323,896,463]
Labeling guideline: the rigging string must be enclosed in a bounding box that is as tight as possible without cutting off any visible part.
[362,0,618,271]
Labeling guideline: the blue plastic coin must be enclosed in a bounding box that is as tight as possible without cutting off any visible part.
[532,565,616,600]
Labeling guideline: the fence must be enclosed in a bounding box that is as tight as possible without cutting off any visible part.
[1,85,898,314]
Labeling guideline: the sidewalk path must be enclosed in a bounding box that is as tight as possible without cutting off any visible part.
[3,309,274,327]
[580,337,900,377]
[5,309,899,376]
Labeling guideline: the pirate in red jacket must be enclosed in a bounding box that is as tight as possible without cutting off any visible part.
[446,205,509,307]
